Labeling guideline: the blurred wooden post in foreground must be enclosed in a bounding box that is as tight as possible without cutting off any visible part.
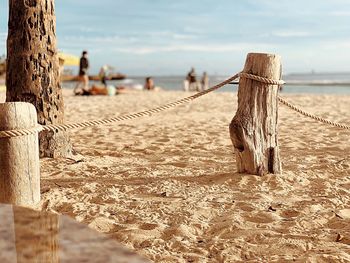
[229,53,282,176]
[0,102,40,206]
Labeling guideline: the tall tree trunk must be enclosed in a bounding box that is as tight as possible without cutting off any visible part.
[6,0,72,158]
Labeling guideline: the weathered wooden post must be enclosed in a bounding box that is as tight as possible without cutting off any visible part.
[0,102,40,206]
[230,53,282,176]
[14,208,59,263]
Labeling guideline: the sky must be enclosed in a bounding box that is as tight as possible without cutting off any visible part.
[1,0,350,75]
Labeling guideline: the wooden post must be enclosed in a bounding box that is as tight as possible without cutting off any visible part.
[14,207,59,263]
[6,0,73,158]
[0,102,40,206]
[229,53,282,176]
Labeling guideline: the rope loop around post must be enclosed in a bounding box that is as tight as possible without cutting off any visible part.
[239,72,285,85]
[0,125,43,138]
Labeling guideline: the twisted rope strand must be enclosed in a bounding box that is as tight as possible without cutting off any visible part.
[239,72,285,85]
[0,73,240,138]
[278,97,350,130]
[0,125,43,138]
[240,72,350,130]
[41,73,239,133]
[1,72,349,139]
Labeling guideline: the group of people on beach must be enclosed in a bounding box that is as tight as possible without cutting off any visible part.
[73,50,157,96]
[183,68,209,92]
[73,50,209,95]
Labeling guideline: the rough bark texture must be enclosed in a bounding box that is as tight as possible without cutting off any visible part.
[6,0,72,158]
[229,53,282,175]
[0,102,40,206]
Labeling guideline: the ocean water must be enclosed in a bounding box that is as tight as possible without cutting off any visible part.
[62,73,350,95]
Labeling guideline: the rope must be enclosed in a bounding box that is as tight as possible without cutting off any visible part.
[239,72,350,130]
[1,72,348,138]
[0,125,43,138]
[0,73,240,138]
[278,97,350,130]
[239,72,285,85]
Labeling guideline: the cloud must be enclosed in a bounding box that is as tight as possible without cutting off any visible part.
[111,43,273,54]
[62,30,198,44]
[319,39,350,50]
[58,30,274,57]
[50,0,350,74]
[329,11,350,16]
[62,35,135,43]
[270,31,312,38]
[78,26,101,33]
[146,31,198,40]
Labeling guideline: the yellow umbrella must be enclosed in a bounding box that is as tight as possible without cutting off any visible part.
[58,53,80,66]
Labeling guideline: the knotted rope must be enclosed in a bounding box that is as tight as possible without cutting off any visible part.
[0,72,348,139]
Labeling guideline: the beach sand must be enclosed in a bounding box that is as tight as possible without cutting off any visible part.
[2,88,350,262]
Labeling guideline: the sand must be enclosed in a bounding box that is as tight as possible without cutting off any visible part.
[1,88,350,262]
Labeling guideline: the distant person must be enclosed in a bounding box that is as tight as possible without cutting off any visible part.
[74,85,110,96]
[144,77,155,90]
[187,67,196,83]
[186,67,199,91]
[183,78,189,92]
[201,72,209,91]
[74,50,89,94]
[99,65,109,87]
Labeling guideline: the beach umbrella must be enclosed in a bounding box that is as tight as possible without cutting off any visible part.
[58,53,80,66]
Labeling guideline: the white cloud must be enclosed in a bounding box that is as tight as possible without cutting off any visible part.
[78,26,101,33]
[183,26,206,34]
[111,43,273,54]
[172,34,196,40]
[319,39,350,50]
[62,35,136,43]
[59,32,274,56]
[61,31,197,45]
[147,31,197,40]
[271,31,312,38]
[329,11,350,16]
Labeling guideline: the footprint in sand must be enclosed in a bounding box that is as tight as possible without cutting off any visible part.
[147,145,161,151]
[236,202,255,212]
[280,209,300,219]
[139,223,159,231]
[169,162,188,168]
[245,211,277,224]
[157,137,171,143]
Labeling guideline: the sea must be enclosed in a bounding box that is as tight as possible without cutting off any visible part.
[62,72,350,95]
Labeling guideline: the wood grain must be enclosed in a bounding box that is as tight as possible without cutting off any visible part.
[230,53,282,175]
[0,102,40,206]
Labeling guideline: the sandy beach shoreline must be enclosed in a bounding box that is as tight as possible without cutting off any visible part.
[1,89,350,262]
